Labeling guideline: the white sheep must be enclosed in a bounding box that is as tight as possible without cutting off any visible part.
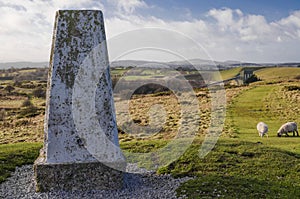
[257,122,268,138]
[277,122,299,137]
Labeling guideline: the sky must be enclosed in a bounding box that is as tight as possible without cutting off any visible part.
[1,0,300,63]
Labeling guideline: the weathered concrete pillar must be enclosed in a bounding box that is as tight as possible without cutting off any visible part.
[34,10,125,192]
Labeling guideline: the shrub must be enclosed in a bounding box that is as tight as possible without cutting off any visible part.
[4,85,15,93]
[32,87,46,98]
[18,106,39,118]
[284,85,300,91]
[13,81,22,87]
[133,83,170,95]
[22,99,33,107]
[19,99,40,118]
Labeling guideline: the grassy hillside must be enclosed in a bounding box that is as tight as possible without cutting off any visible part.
[156,80,300,198]
[229,83,300,155]
[255,67,300,81]
[174,139,300,198]
[219,67,242,80]
[0,66,300,198]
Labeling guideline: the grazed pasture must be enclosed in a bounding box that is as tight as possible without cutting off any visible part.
[0,67,299,198]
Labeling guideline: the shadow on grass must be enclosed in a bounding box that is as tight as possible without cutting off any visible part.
[177,173,300,198]
[156,139,300,198]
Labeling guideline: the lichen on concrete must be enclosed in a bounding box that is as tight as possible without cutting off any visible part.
[35,10,125,192]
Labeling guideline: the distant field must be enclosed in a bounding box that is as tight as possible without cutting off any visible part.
[110,67,128,76]
[219,67,243,80]
[255,67,300,81]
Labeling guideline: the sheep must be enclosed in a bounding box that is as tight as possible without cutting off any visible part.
[257,122,268,138]
[277,122,299,137]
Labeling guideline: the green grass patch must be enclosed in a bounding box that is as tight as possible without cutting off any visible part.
[0,142,42,183]
[177,173,299,198]
[219,67,243,80]
[228,84,300,153]
[120,139,168,153]
[110,68,128,76]
[123,75,157,81]
[120,138,197,170]
[157,139,300,198]
[255,67,300,82]
[157,82,300,198]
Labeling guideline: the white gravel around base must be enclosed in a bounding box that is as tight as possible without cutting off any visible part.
[0,164,191,199]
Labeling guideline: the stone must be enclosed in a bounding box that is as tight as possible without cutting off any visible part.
[34,157,125,192]
[34,10,125,192]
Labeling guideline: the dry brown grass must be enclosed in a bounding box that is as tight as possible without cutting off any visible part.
[0,81,45,144]
[0,79,247,145]
[0,114,44,144]
[116,87,245,142]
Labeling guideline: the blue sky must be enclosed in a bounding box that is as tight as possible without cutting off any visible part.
[0,0,300,63]
[140,0,300,21]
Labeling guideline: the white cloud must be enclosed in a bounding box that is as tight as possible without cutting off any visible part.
[106,8,284,62]
[0,1,27,11]
[0,3,300,63]
[208,8,243,32]
[109,0,148,14]
[0,0,105,62]
[207,8,275,43]
[278,10,300,28]
[239,15,272,42]
[276,10,300,39]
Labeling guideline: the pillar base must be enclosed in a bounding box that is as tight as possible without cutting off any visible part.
[34,157,126,192]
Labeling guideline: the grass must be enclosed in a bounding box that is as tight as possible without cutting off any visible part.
[160,139,300,198]
[0,67,300,198]
[152,78,299,197]
[117,68,169,81]
[120,139,168,153]
[0,97,26,109]
[0,142,42,183]
[0,80,45,144]
[110,68,128,76]
[122,75,156,80]
[228,84,300,154]
[165,81,300,198]
[255,67,300,82]
[116,75,300,197]
[219,67,243,80]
